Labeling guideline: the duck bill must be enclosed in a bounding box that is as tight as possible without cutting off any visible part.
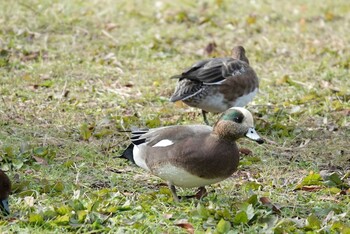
[0,199,10,216]
[245,128,264,144]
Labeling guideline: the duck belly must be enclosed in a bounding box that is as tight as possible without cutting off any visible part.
[154,164,226,188]
[183,87,258,113]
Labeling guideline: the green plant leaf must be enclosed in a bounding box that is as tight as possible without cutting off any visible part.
[233,211,248,225]
[29,213,44,225]
[197,203,210,218]
[216,219,231,233]
[306,214,321,230]
[295,172,323,189]
[80,123,92,141]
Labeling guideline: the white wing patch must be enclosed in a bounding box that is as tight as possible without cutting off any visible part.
[152,139,174,147]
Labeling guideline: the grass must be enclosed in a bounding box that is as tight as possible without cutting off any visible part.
[0,0,349,233]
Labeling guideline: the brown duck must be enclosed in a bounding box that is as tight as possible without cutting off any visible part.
[121,107,264,202]
[170,46,259,125]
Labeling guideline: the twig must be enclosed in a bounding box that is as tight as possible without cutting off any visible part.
[101,30,119,45]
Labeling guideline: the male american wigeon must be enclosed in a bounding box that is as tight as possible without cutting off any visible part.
[121,107,264,202]
[0,170,11,216]
[170,46,259,125]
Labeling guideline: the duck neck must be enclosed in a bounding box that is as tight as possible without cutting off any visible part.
[232,49,249,64]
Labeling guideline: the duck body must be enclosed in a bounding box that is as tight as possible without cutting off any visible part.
[131,125,239,188]
[0,170,11,216]
[170,46,259,124]
[121,107,264,201]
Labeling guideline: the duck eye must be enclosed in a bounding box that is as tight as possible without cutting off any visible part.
[233,114,244,123]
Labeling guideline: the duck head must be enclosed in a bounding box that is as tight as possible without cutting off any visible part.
[214,107,264,144]
[231,46,250,64]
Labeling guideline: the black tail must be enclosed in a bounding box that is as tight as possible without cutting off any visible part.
[120,144,135,164]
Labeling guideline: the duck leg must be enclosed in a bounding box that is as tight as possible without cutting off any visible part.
[184,186,208,200]
[202,110,210,125]
[168,183,180,202]
[195,187,208,199]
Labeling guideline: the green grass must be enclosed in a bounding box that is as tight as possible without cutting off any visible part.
[1,0,349,233]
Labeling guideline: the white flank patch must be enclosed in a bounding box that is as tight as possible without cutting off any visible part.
[133,146,150,171]
[199,92,226,113]
[152,139,174,147]
[155,164,224,188]
[234,88,258,107]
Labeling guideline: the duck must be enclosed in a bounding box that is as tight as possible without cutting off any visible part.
[0,170,11,216]
[120,107,264,202]
[170,46,259,125]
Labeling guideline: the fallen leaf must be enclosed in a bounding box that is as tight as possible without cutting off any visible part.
[105,23,118,31]
[318,196,339,202]
[24,196,35,207]
[163,213,173,219]
[175,219,194,234]
[339,189,350,195]
[260,197,282,214]
[32,156,48,165]
[124,83,134,88]
[174,101,186,108]
[294,172,323,190]
[246,15,257,25]
[296,185,323,192]
[239,148,253,155]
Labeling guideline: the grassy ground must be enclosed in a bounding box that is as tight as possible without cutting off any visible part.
[0,0,349,233]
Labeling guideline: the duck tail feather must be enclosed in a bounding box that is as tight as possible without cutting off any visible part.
[120,144,135,164]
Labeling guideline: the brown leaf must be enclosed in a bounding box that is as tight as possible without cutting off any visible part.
[260,197,281,214]
[124,83,134,88]
[175,221,194,234]
[32,156,48,165]
[105,23,118,31]
[298,185,323,192]
[319,196,339,202]
[239,147,253,155]
[259,196,271,205]
[63,90,70,98]
[21,51,48,61]
[339,189,350,195]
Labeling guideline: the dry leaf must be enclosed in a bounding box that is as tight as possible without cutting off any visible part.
[260,197,282,214]
[175,220,194,234]
[239,148,253,156]
[105,23,118,31]
[297,185,323,192]
[339,189,350,195]
[24,196,35,207]
[32,155,48,165]
[174,101,186,108]
[163,213,173,219]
